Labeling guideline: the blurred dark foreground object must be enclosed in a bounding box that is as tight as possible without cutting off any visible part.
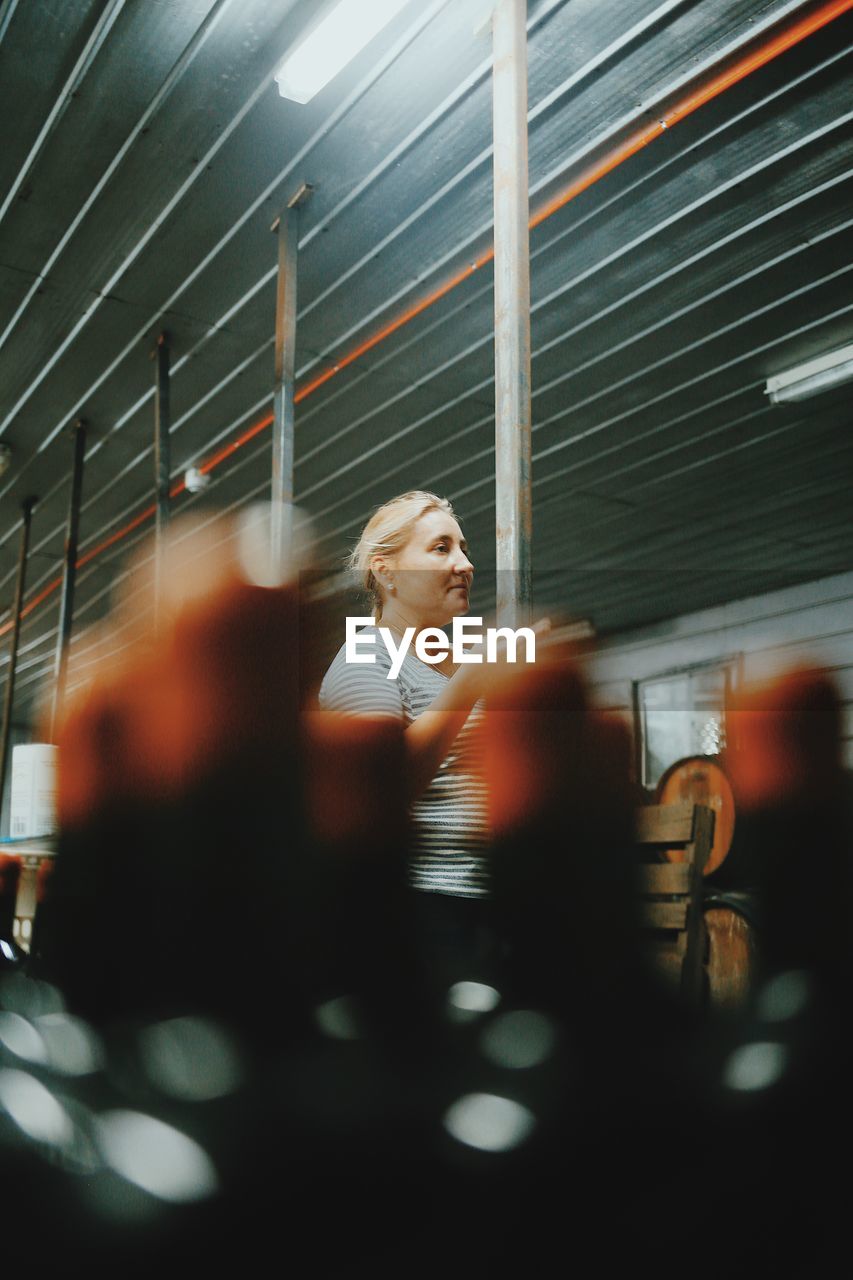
[0,856,22,961]
[35,582,306,1042]
[35,555,428,1048]
[728,668,853,995]
[11,523,852,1273]
[0,664,847,1268]
[482,663,647,1025]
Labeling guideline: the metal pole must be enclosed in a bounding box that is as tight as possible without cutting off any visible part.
[492,0,532,628]
[0,496,36,829]
[50,419,87,739]
[271,183,311,579]
[154,331,171,620]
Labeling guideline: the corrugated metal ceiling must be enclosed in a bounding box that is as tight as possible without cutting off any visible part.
[1,0,852,720]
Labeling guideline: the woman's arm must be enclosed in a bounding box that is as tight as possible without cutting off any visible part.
[405,618,551,800]
[322,645,479,802]
[404,662,483,800]
[321,621,550,802]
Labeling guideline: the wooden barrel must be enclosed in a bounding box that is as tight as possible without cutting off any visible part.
[703,902,757,1010]
[656,755,735,876]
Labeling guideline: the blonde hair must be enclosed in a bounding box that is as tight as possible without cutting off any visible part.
[348,490,456,621]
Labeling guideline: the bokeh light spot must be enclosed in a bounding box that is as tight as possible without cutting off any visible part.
[138,1016,242,1101]
[0,973,65,1018]
[479,1010,557,1069]
[36,1013,103,1077]
[314,995,362,1040]
[723,1042,787,1092]
[0,1011,48,1065]
[443,1092,536,1152]
[756,971,812,1023]
[0,1069,73,1147]
[446,981,500,1023]
[97,1110,218,1202]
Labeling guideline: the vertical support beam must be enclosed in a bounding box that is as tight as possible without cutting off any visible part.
[0,496,36,828]
[271,183,311,579]
[272,208,297,576]
[50,419,87,739]
[492,0,532,628]
[154,331,171,619]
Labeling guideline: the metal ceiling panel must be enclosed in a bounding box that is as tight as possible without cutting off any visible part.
[1,0,852,724]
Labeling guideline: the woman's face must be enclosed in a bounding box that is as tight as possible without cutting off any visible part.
[380,509,473,628]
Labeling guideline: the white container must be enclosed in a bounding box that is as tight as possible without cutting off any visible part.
[10,744,58,839]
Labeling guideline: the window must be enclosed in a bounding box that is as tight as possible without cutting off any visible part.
[635,657,740,792]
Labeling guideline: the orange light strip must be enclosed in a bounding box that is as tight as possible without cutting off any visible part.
[196,411,274,475]
[293,258,493,402]
[3,0,850,640]
[76,503,158,569]
[0,502,158,634]
[531,0,853,230]
[0,417,276,636]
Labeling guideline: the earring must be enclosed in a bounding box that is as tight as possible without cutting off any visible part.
[387,578,395,593]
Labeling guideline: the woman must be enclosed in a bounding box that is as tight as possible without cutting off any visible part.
[319,491,501,980]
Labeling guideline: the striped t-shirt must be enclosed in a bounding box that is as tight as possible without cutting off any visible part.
[318,626,490,898]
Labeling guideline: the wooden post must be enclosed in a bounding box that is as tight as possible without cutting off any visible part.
[50,419,86,737]
[271,183,311,579]
[492,0,532,628]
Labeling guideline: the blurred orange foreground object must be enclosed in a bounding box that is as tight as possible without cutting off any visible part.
[304,711,407,850]
[484,664,587,837]
[484,663,632,839]
[53,582,300,828]
[728,668,842,812]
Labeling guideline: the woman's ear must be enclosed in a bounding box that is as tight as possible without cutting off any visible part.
[371,554,395,585]
[370,554,395,595]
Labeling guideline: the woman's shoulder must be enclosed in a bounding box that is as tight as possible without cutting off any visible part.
[319,625,401,718]
[322,625,394,674]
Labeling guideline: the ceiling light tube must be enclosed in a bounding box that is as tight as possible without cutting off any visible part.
[275,0,410,104]
[765,342,853,404]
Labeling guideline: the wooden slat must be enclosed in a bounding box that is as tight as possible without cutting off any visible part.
[632,803,715,1003]
[635,802,695,844]
[639,901,688,930]
[688,805,716,876]
[637,863,690,895]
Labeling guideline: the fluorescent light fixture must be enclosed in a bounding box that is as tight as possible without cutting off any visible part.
[275,0,409,104]
[765,342,853,404]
